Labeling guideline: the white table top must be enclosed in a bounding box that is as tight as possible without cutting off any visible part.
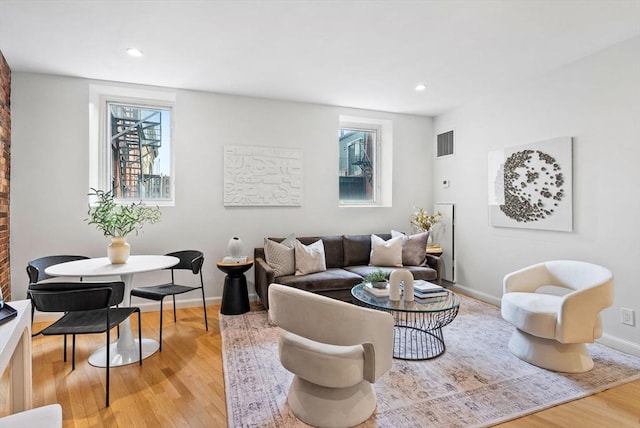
[44,255,179,277]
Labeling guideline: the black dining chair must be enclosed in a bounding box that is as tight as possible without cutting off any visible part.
[27,254,90,321]
[130,250,208,351]
[26,254,90,362]
[29,281,142,407]
[26,255,90,286]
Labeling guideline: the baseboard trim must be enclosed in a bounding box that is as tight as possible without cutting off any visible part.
[33,293,261,323]
[449,282,502,307]
[598,334,640,357]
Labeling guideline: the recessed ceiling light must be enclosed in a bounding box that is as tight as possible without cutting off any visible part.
[126,48,143,57]
[415,83,427,91]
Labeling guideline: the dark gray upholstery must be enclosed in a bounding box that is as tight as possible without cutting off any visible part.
[254,234,441,309]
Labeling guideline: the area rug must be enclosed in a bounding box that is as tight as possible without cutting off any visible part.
[221,295,640,427]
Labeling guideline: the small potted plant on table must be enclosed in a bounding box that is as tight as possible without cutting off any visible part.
[366,269,389,289]
[85,188,161,264]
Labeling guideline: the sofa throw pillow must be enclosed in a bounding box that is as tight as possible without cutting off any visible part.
[391,230,428,266]
[343,234,374,266]
[264,234,296,277]
[369,234,403,267]
[294,239,327,276]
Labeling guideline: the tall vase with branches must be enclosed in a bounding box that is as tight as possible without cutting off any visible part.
[86,188,161,263]
[410,207,443,247]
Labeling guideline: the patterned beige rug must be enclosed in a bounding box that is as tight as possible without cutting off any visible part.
[221,295,640,427]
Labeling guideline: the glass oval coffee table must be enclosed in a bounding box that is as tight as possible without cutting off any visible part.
[351,283,461,360]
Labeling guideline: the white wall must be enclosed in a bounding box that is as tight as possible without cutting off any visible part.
[434,36,640,353]
[10,73,434,308]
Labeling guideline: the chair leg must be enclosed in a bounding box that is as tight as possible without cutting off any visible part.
[106,328,110,407]
[71,335,76,370]
[200,287,209,331]
[137,310,142,366]
[30,304,40,337]
[63,335,67,362]
[159,299,164,352]
[172,295,177,323]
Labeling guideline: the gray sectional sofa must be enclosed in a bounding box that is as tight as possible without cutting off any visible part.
[254,233,442,309]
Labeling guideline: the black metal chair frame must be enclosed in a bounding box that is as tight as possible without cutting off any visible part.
[26,255,89,285]
[29,281,142,407]
[130,250,208,351]
[26,254,90,363]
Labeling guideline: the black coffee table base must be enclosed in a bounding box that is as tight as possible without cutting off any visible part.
[351,284,461,361]
[394,325,445,360]
[392,305,459,360]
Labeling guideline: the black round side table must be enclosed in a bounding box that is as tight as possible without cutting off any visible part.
[217,260,253,315]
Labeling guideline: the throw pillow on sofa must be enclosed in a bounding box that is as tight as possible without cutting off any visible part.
[369,234,403,267]
[391,230,428,266]
[264,234,296,277]
[294,239,327,275]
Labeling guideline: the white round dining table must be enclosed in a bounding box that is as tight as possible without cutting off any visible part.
[44,255,179,367]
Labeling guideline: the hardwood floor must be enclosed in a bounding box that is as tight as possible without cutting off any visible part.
[1,305,639,427]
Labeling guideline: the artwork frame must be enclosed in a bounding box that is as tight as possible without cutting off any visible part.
[223,145,303,207]
[488,137,572,231]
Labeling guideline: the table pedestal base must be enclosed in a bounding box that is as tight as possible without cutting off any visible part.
[88,338,159,367]
[393,326,445,360]
[221,276,250,315]
[217,261,253,316]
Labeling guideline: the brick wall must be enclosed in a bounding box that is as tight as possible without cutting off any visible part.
[0,51,10,301]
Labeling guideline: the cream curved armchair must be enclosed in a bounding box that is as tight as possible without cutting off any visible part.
[501,260,614,373]
[269,283,394,428]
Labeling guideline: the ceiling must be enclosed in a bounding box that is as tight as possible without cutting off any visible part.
[1,0,639,116]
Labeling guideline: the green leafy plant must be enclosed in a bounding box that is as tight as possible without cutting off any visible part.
[365,269,388,283]
[86,188,161,237]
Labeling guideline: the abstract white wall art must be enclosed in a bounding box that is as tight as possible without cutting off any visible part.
[488,137,572,231]
[223,145,303,206]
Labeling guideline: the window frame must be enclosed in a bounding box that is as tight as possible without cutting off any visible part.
[338,115,392,207]
[89,85,176,206]
[339,123,380,204]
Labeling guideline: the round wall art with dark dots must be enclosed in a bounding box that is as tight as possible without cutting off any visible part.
[500,149,564,222]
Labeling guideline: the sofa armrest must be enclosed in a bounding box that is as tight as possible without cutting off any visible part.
[426,254,443,285]
[254,256,276,309]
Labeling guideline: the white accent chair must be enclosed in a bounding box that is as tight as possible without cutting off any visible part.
[501,260,614,373]
[0,404,62,427]
[268,283,394,428]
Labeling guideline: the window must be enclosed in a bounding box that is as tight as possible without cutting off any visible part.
[338,116,392,207]
[108,103,171,200]
[339,127,377,202]
[90,85,175,205]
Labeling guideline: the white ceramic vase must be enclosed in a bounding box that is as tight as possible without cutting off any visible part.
[389,269,414,302]
[403,278,415,302]
[108,236,130,264]
[228,237,243,258]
